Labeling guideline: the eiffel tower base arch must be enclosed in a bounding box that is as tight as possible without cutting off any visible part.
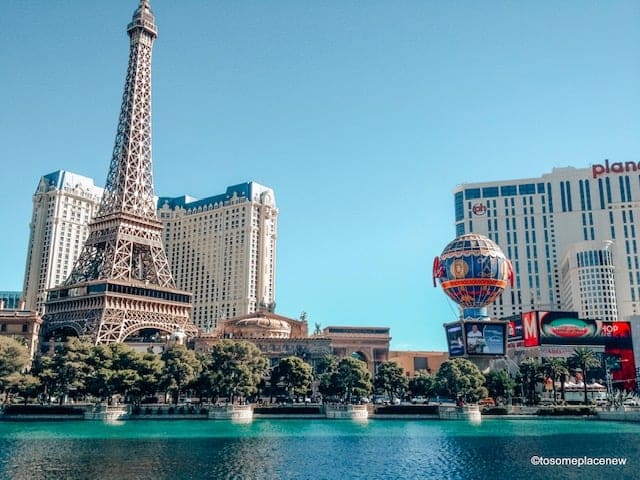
[43,281,197,345]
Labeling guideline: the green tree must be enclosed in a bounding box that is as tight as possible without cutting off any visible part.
[436,358,487,402]
[108,344,148,402]
[50,338,94,403]
[315,354,338,377]
[86,343,157,403]
[541,358,569,403]
[408,371,437,400]
[160,345,202,404]
[484,369,516,404]
[129,352,164,404]
[271,356,314,399]
[85,343,116,401]
[191,370,213,404]
[31,355,57,402]
[374,361,408,401]
[571,347,601,404]
[317,360,341,400]
[518,358,543,405]
[320,357,372,402]
[4,373,40,403]
[206,340,269,403]
[0,336,31,399]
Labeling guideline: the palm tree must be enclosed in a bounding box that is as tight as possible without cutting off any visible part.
[570,347,601,405]
[518,358,542,405]
[542,358,568,404]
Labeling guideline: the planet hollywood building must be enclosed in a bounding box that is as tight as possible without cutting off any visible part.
[453,163,640,371]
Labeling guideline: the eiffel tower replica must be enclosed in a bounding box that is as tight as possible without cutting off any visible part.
[43,0,198,344]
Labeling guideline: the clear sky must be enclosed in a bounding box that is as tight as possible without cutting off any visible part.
[2,1,640,351]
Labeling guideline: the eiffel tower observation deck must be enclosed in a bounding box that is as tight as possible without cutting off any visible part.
[43,0,198,344]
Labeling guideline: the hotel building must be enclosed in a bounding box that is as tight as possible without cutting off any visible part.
[157,182,278,331]
[22,171,103,314]
[453,162,640,324]
[23,172,278,332]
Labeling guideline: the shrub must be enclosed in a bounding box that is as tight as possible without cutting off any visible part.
[537,406,596,416]
[375,405,439,415]
[482,407,509,415]
[3,405,84,415]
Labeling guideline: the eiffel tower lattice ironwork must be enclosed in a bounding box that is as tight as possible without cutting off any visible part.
[43,0,198,344]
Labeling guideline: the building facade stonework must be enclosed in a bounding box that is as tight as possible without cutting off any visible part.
[22,171,102,314]
[193,312,390,374]
[0,306,42,359]
[157,182,278,332]
[388,351,449,377]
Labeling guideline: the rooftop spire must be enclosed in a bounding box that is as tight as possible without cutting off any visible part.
[97,0,158,220]
[128,0,157,38]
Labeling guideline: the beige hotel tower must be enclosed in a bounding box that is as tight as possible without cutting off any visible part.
[157,182,278,332]
[23,176,277,332]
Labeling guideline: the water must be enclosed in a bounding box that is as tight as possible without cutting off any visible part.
[0,419,639,480]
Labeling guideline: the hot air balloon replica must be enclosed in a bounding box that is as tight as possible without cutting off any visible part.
[433,233,513,358]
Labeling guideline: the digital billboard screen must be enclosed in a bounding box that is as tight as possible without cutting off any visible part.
[539,314,632,347]
[464,322,506,356]
[506,315,523,341]
[444,323,465,357]
[522,311,540,347]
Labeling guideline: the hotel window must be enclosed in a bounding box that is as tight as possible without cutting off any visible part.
[519,184,536,195]
[501,185,517,196]
[482,187,499,197]
[464,188,481,200]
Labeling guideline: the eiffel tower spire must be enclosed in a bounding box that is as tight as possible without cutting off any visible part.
[63,0,172,288]
[43,1,197,344]
[100,0,157,220]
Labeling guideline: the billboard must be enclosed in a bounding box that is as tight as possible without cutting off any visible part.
[511,311,580,347]
[541,315,597,339]
[464,322,506,356]
[605,348,637,392]
[522,311,540,347]
[507,315,523,342]
[510,311,633,346]
[444,323,465,357]
[539,315,632,347]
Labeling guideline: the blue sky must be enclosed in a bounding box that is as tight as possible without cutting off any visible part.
[2,0,640,351]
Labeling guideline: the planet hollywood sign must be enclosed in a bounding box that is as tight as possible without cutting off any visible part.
[592,159,640,179]
[471,203,487,216]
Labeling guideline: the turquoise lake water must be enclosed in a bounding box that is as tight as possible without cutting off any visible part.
[0,418,638,479]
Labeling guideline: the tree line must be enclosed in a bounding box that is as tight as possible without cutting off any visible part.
[0,336,608,406]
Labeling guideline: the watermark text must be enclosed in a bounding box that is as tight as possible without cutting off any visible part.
[530,455,627,467]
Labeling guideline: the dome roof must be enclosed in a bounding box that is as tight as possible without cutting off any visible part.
[234,316,291,339]
[441,233,504,257]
